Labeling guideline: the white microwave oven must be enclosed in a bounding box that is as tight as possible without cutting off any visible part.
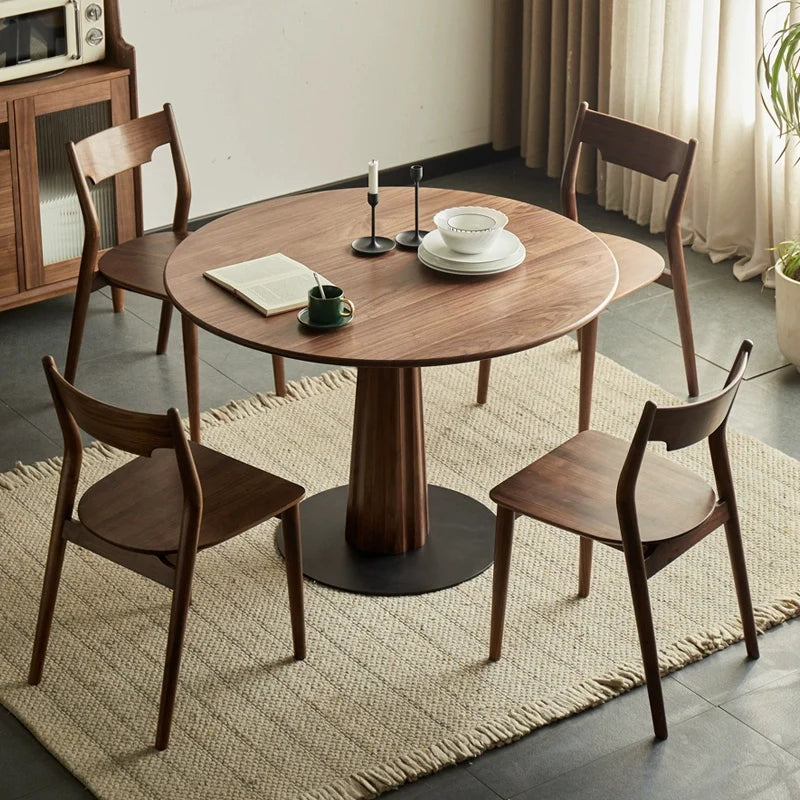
[0,0,106,84]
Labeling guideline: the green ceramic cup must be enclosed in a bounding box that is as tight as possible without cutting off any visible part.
[307,285,355,325]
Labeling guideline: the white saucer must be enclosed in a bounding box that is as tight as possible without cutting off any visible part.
[420,229,523,265]
[418,231,526,275]
[418,247,526,275]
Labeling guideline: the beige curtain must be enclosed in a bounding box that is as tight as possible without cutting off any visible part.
[493,0,800,283]
[491,0,613,193]
[606,0,800,282]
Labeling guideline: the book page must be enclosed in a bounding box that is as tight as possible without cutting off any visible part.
[204,253,330,316]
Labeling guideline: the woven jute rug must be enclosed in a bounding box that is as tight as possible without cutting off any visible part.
[1,337,798,799]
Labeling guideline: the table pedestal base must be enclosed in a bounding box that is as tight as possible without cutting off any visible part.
[276,485,495,595]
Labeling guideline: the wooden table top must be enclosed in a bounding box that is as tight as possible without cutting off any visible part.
[165,187,618,368]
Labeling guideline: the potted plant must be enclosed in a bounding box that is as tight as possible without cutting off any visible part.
[760,1,800,368]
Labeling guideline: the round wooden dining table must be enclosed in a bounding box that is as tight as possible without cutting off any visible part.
[165,186,618,595]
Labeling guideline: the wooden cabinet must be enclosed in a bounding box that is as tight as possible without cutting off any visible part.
[0,1,138,311]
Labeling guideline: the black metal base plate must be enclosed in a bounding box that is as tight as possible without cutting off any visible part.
[276,485,495,595]
[395,229,431,249]
[351,236,396,255]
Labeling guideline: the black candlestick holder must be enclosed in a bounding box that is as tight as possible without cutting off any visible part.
[395,164,430,249]
[352,192,396,255]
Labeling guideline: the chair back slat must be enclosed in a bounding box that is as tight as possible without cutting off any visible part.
[580,105,693,181]
[43,357,176,457]
[560,102,696,229]
[73,109,170,185]
[648,340,752,451]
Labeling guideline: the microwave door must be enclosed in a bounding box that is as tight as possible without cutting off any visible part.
[0,1,78,70]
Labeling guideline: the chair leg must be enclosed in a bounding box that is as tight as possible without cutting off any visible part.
[489,506,516,661]
[181,314,201,443]
[280,504,306,660]
[724,517,760,659]
[155,558,196,750]
[578,537,593,598]
[622,542,668,740]
[64,266,98,383]
[272,355,287,397]
[670,268,699,397]
[477,359,492,405]
[111,286,125,312]
[28,531,68,685]
[578,317,598,432]
[156,300,173,355]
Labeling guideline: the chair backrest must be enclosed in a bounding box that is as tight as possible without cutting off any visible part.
[43,355,177,457]
[66,102,191,242]
[647,340,751,451]
[560,101,697,235]
[616,340,752,515]
[42,354,203,565]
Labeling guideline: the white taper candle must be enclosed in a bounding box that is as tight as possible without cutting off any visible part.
[368,159,379,194]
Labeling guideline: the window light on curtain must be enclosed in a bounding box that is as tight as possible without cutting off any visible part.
[607,0,800,283]
[491,0,800,283]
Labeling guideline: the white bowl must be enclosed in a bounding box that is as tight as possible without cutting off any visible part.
[433,206,509,254]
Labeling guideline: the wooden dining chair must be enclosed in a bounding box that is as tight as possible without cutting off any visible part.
[64,102,288,440]
[477,101,699,419]
[487,340,759,740]
[28,355,306,750]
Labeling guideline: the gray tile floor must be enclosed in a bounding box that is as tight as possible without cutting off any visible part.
[2,158,800,799]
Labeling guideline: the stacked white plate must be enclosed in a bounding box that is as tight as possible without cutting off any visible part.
[417,229,526,275]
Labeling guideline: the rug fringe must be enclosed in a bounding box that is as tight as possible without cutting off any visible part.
[301,594,800,799]
[195,368,357,430]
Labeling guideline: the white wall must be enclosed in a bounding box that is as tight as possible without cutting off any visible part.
[120,1,494,228]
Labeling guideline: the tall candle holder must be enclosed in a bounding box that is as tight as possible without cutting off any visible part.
[395,164,430,249]
[352,192,396,255]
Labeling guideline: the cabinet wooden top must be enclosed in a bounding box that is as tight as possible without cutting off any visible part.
[0,63,131,103]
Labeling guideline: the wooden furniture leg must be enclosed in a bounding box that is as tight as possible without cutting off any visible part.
[622,540,667,740]
[64,266,96,383]
[346,366,428,553]
[477,358,491,404]
[578,538,593,597]
[725,516,760,659]
[156,546,196,750]
[670,264,699,397]
[182,314,201,442]
[281,504,306,659]
[577,317,598,595]
[111,286,125,312]
[156,299,173,355]
[489,506,516,661]
[578,317,597,433]
[28,525,68,685]
[272,355,287,397]
[276,364,494,595]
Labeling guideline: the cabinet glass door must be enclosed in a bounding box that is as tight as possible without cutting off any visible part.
[35,100,116,267]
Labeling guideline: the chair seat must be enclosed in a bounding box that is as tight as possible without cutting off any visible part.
[490,429,716,544]
[99,230,188,298]
[597,233,665,301]
[78,442,305,555]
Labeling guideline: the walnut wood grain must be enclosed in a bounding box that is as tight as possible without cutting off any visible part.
[14,97,41,291]
[0,150,17,297]
[166,187,617,557]
[487,341,759,741]
[166,187,617,367]
[31,356,306,750]
[346,367,428,553]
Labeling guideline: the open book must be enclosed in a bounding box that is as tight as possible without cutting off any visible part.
[203,253,330,316]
